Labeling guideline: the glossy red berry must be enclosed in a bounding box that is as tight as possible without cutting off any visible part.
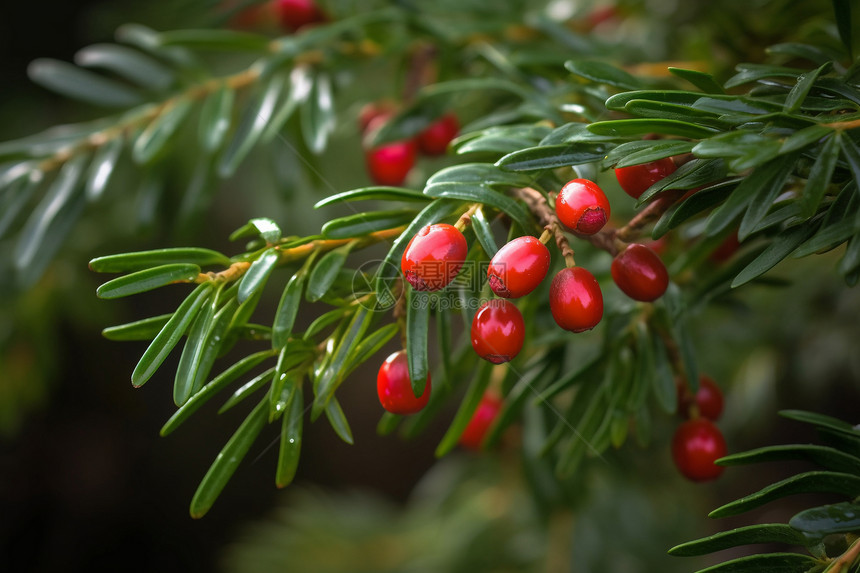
[487,236,551,298]
[671,418,727,482]
[401,223,468,291]
[365,140,417,186]
[377,350,431,415]
[614,158,677,199]
[549,267,603,332]
[471,299,525,364]
[417,113,460,155]
[679,375,724,421]
[275,0,326,31]
[611,243,669,302]
[459,393,503,451]
[555,179,611,235]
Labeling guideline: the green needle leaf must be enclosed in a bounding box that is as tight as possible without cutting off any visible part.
[218,72,287,178]
[276,384,304,488]
[198,84,235,152]
[470,206,498,257]
[314,186,430,208]
[717,443,860,474]
[694,553,822,573]
[435,361,493,457]
[732,223,819,288]
[89,248,231,273]
[85,136,124,202]
[102,314,172,341]
[668,67,726,94]
[158,29,272,51]
[96,263,201,299]
[789,501,860,539]
[173,290,220,406]
[321,209,417,239]
[133,98,194,164]
[27,58,144,108]
[160,349,274,436]
[189,394,269,519]
[74,43,174,92]
[709,471,860,518]
[564,59,642,90]
[324,397,353,445]
[406,290,430,398]
[587,118,719,139]
[306,243,351,302]
[799,133,841,220]
[422,183,531,230]
[668,524,807,556]
[238,247,280,304]
[15,153,88,272]
[272,271,306,349]
[131,282,213,387]
[313,307,371,411]
[495,143,611,172]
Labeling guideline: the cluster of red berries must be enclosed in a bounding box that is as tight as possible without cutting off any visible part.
[375,157,688,455]
[360,103,460,186]
[671,375,727,482]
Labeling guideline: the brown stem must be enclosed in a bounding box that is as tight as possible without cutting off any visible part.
[403,42,438,103]
[827,536,860,573]
[454,203,481,232]
[615,189,686,244]
[513,187,576,267]
[195,226,406,285]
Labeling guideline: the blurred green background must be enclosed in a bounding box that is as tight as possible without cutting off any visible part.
[1,0,859,571]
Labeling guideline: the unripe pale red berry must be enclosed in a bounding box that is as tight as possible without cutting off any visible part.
[555,179,611,235]
[671,418,727,482]
[615,158,677,199]
[459,393,503,451]
[471,299,525,364]
[549,267,603,332]
[487,236,551,298]
[401,223,468,291]
[358,102,395,135]
[417,113,459,155]
[678,375,724,421]
[376,350,431,415]
[611,243,669,302]
[275,0,326,31]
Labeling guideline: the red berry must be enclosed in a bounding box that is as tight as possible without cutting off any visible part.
[401,223,468,291]
[549,267,603,332]
[678,375,724,421]
[275,0,326,31]
[671,418,727,482]
[611,243,669,302]
[555,179,611,235]
[471,299,525,364]
[377,350,431,415]
[614,158,677,199]
[417,113,459,155]
[487,236,551,298]
[365,140,417,186]
[459,393,503,451]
